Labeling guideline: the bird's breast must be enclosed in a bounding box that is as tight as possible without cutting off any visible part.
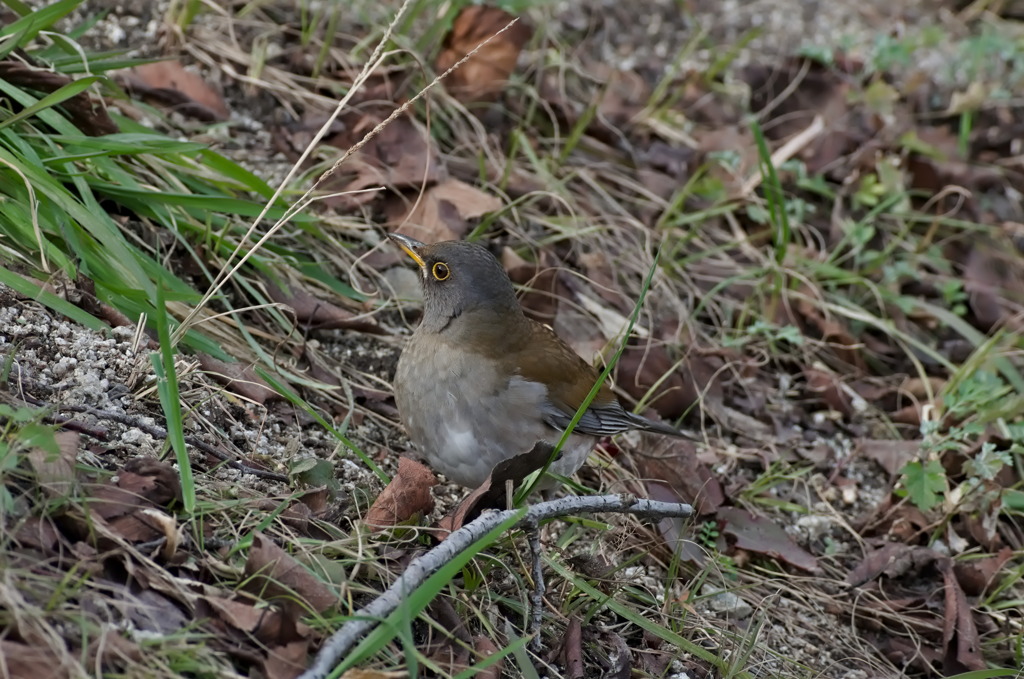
[394,335,558,486]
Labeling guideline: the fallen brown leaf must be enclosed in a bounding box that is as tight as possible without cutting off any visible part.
[743,57,860,174]
[263,276,383,334]
[116,584,190,635]
[245,533,336,615]
[856,439,919,476]
[697,126,759,195]
[846,543,937,586]
[387,178,501,243]
[364,456,437,530]
[471,635,502,679]
[12,515,60,553]
[85,628,144,671]
[198,354,279,404]
[592,628,631,679]
[633,437,723,515]
[718,506,820,572]
[200,594,310,647]
[791,289,865,370]
[437,442,555,535]
[0,641,73,679]
[263,639,309,679]
[324,114,444,210]
[435,5,532,103]
[953,547,1013,597]
[120,457,182,506]
[76,458,182,544]
[615,342,695,420]
[120,61,229,121]
[594,66,650,131]
[27,430,78,497]
[0,61,117,136]
[803,367,856,417]
[938,557,985,672]
[963,239,1024,332]
[562,615,585,679]
[645,481,707,565]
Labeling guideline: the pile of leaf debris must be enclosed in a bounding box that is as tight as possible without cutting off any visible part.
[2,1,1024,677]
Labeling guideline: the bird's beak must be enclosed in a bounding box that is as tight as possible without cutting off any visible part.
[387,232,427,269]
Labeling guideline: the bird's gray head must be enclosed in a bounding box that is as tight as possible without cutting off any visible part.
[388,233,522,334]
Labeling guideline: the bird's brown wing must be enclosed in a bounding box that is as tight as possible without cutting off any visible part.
[509,319,688,438]
[508,320,639,436]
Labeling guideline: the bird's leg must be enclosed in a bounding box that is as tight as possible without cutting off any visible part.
[526,517,545,652]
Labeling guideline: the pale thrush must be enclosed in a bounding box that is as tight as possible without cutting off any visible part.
[389,233,685,488]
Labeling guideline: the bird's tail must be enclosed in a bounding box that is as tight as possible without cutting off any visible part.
[627,412,691,438]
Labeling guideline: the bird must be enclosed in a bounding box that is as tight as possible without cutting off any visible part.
[388,232,686,489]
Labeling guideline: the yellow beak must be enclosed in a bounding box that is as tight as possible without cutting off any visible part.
[387,232,427,269]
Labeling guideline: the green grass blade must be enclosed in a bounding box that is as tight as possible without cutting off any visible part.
[750,118,791,263]
[0,75,103,131]
[255,369,390,485]
[0,0,81,42]
[150,284,196,513]
[0,266,107,332]
[550,559,745,677]
[517,247,663,501]
[333,509,527,674]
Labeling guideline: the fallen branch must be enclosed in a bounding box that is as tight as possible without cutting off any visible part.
[300,493,693,679]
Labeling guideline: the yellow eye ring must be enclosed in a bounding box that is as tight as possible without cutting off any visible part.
[431,262,450,281]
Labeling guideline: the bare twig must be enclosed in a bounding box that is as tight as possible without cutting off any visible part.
[300,494,693,679]
[527,518,545,652]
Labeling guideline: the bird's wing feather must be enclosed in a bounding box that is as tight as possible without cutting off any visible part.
[541,401,686,437]
[509,319,687,438]
[542,400,635,436]
[509,320,617,411]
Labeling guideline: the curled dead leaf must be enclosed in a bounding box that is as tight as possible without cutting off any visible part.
[435,5,532,103]
[437,442,555,535]
[364,456,437,530]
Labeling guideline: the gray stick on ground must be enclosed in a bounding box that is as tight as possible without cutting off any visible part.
[299,493,694,679]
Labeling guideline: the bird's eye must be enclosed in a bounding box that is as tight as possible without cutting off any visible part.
[431,262,450,281]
